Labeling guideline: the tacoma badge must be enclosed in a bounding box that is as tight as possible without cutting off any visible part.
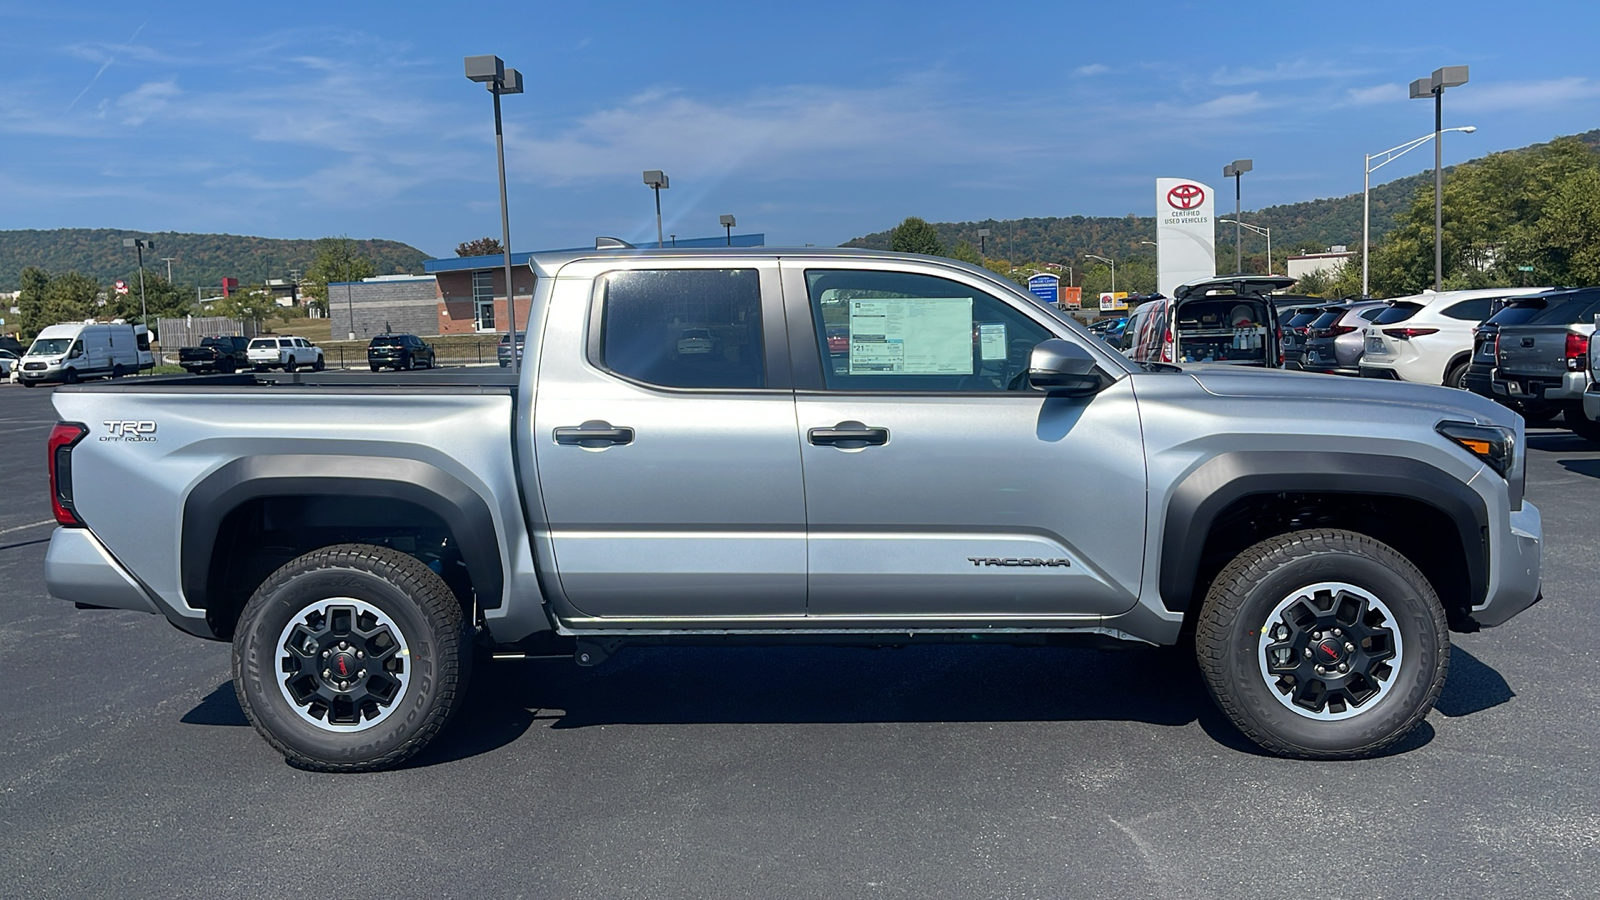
[967,557,1070,568]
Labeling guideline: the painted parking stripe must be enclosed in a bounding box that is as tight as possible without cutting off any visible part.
[0,519,55,536]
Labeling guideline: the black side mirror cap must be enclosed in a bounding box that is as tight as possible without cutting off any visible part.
[1027,339,1110,398]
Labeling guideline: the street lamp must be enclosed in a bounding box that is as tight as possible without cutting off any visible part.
[1218,220,1272,274]
[1411,65,1469,291]
[977,228,990,258]
[1222,159,1252,274]
[720,214,736,246]
[1362,125,1476,296]
[464,54,525,372]
[121,237,154,325]
[160,257,175,283]
[643,170,669,248]
[1085,254,1117,294]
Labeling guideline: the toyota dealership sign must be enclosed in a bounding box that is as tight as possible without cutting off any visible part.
[1155,177,1216,299]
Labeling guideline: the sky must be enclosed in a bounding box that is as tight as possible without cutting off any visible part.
[1,0,1598,262]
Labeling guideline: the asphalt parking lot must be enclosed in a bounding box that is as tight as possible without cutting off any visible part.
[1,377,1595,899]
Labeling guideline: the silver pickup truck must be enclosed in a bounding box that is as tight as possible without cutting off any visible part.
[43,248,1543,771]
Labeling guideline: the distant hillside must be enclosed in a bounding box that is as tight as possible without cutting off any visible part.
[843,127,1600,265]
[0,229,431,292]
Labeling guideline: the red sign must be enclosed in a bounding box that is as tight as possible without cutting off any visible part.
[1166,183,1206,210]
[114,280,129,295]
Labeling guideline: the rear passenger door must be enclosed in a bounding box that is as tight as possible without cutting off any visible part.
[532,262,806,620]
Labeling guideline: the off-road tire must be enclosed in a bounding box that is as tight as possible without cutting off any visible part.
[1196,529,1449,759]
[369,364,380,373]
[312,356,325,372]
[232,543,472,772]
[1565,410,1600,444]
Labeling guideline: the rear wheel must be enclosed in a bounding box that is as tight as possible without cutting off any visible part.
[1566,410,1600,443]
[1443,361,1469,390]
[369,364,381,373]
[232,544,472,772]
[1196,529,1448,759]
[285,358,297,373]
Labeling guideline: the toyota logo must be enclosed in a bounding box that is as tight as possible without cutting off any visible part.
[1167,183,1205,210]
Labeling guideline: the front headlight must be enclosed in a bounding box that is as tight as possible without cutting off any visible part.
[1436,419,1518,487]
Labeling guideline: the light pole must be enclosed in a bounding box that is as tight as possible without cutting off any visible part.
[464,54,525,372]
[1085,254,1117,294]
[1217,220,1271,274]
[643,170,669,248]
[122,237,153,325]
[1222,159,1252,274]
[160,257,175,282]
[346,283,355,341]
[720,214,736,246]
[1411,66,1470,292]
[977,228,990,259]
[1362,125,1476,296]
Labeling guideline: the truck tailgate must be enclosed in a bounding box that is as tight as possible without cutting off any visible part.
[1496,324,1588,378]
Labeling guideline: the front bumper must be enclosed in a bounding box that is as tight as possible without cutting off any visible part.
[1473,501,1543,629]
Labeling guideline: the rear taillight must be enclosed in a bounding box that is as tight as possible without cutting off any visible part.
[1160,326,1173,363]
[49,422,89,527]
[1382,327,1440,340]
[1566,333,1589,371]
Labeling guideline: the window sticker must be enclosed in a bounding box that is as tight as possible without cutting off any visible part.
[978,322,1008,361]
[848,297,973,375]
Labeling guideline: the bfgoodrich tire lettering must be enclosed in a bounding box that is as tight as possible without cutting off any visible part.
[1196,529,1448,759]
[232,543,471,772]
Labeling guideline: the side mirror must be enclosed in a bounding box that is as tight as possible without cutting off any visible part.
[1027,339,1109,398]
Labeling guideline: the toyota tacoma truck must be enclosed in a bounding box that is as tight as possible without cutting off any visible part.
[42,248,1543,771]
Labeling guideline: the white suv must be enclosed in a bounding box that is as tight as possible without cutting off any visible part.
[1359,288,1548,388]
[246,336,325,373]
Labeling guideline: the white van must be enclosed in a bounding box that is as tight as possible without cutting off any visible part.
[19,321,153,387]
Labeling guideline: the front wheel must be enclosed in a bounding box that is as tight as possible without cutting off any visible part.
[312,356,325,372]
[1196,529,1448,759]
[1566,410,1600,443]
[232,544,472,772]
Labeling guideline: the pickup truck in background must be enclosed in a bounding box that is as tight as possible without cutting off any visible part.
[43,247,1543,771]
[1491,287,1600,441]
[178,336,251,374]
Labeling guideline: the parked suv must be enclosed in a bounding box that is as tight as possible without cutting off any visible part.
[246,336,324,372]
[1492,287,1600,436]
[1122,275,1293,366]
[179,336,251,374]
[1301,301,1386,377]
[497,331,524,367]
[367,334,435,371]
[1361,288,1547,388]
[1280,304,1331,370]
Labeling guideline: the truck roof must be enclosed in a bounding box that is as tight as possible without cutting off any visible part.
[524,246,978,278]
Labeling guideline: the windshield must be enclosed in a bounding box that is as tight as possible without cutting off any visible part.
[1526,295,1600,326]
[27,338,72,356]
[1286,310,1323,328]
[249,339,280,349]
[1484,300,1549,327]
[1309,310,1345,329]
[371,336,403,347]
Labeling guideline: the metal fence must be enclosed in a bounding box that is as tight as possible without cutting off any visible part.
[320,336,505,370]
[156,316,255,350]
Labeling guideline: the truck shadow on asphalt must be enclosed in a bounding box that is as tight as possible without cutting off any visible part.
[1527,431,1599,454]
[181,643,1514,768]
[1557,459,1600,479]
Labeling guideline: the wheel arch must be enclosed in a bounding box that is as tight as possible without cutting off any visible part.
[1442,350,1472,384]
[182,455,504,639]
[1160,451,1488,626]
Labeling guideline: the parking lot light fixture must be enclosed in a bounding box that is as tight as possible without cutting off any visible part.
[1362,125,1475,297]
[121,237,153,326]
[1222,159,1252,274]
[1412,66,1469,292]
[643,171,669,248]
[720,214,736,246]
[1218,220,1272,274]
[1085,253,1116,294]
[977,228,991,259]
[464,54,524,373]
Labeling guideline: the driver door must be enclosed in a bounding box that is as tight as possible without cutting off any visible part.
[781,262,1147,619]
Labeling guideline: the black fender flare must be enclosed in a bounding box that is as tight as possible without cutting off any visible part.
[1159,450,1488,613]
[181,455,503,612]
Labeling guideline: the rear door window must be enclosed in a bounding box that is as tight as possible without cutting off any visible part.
[1439,297,1497,321]
[597,269,765,389]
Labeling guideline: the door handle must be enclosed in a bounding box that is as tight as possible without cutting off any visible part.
[554,420,635,447]
[808,421,889,447]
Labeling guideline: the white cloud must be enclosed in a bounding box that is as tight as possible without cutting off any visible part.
[116,79,179,125]
[1345,83,1400,105]
[1074,63,1109,77]
[1211,59,1371,86]
[1454,77,1600,112]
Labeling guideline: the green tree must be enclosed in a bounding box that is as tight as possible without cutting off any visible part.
[304,236,378,305]
[946,240,982,265]
[215,287,277,333]
[36,271,100,332]
[889,217,945,256]
[108,271,193,324]
[1529,167,1600,286]
[456,237,505,257]
[17,266,51,336]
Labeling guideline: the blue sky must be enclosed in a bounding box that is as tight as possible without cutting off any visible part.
[1,0,1597,261]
